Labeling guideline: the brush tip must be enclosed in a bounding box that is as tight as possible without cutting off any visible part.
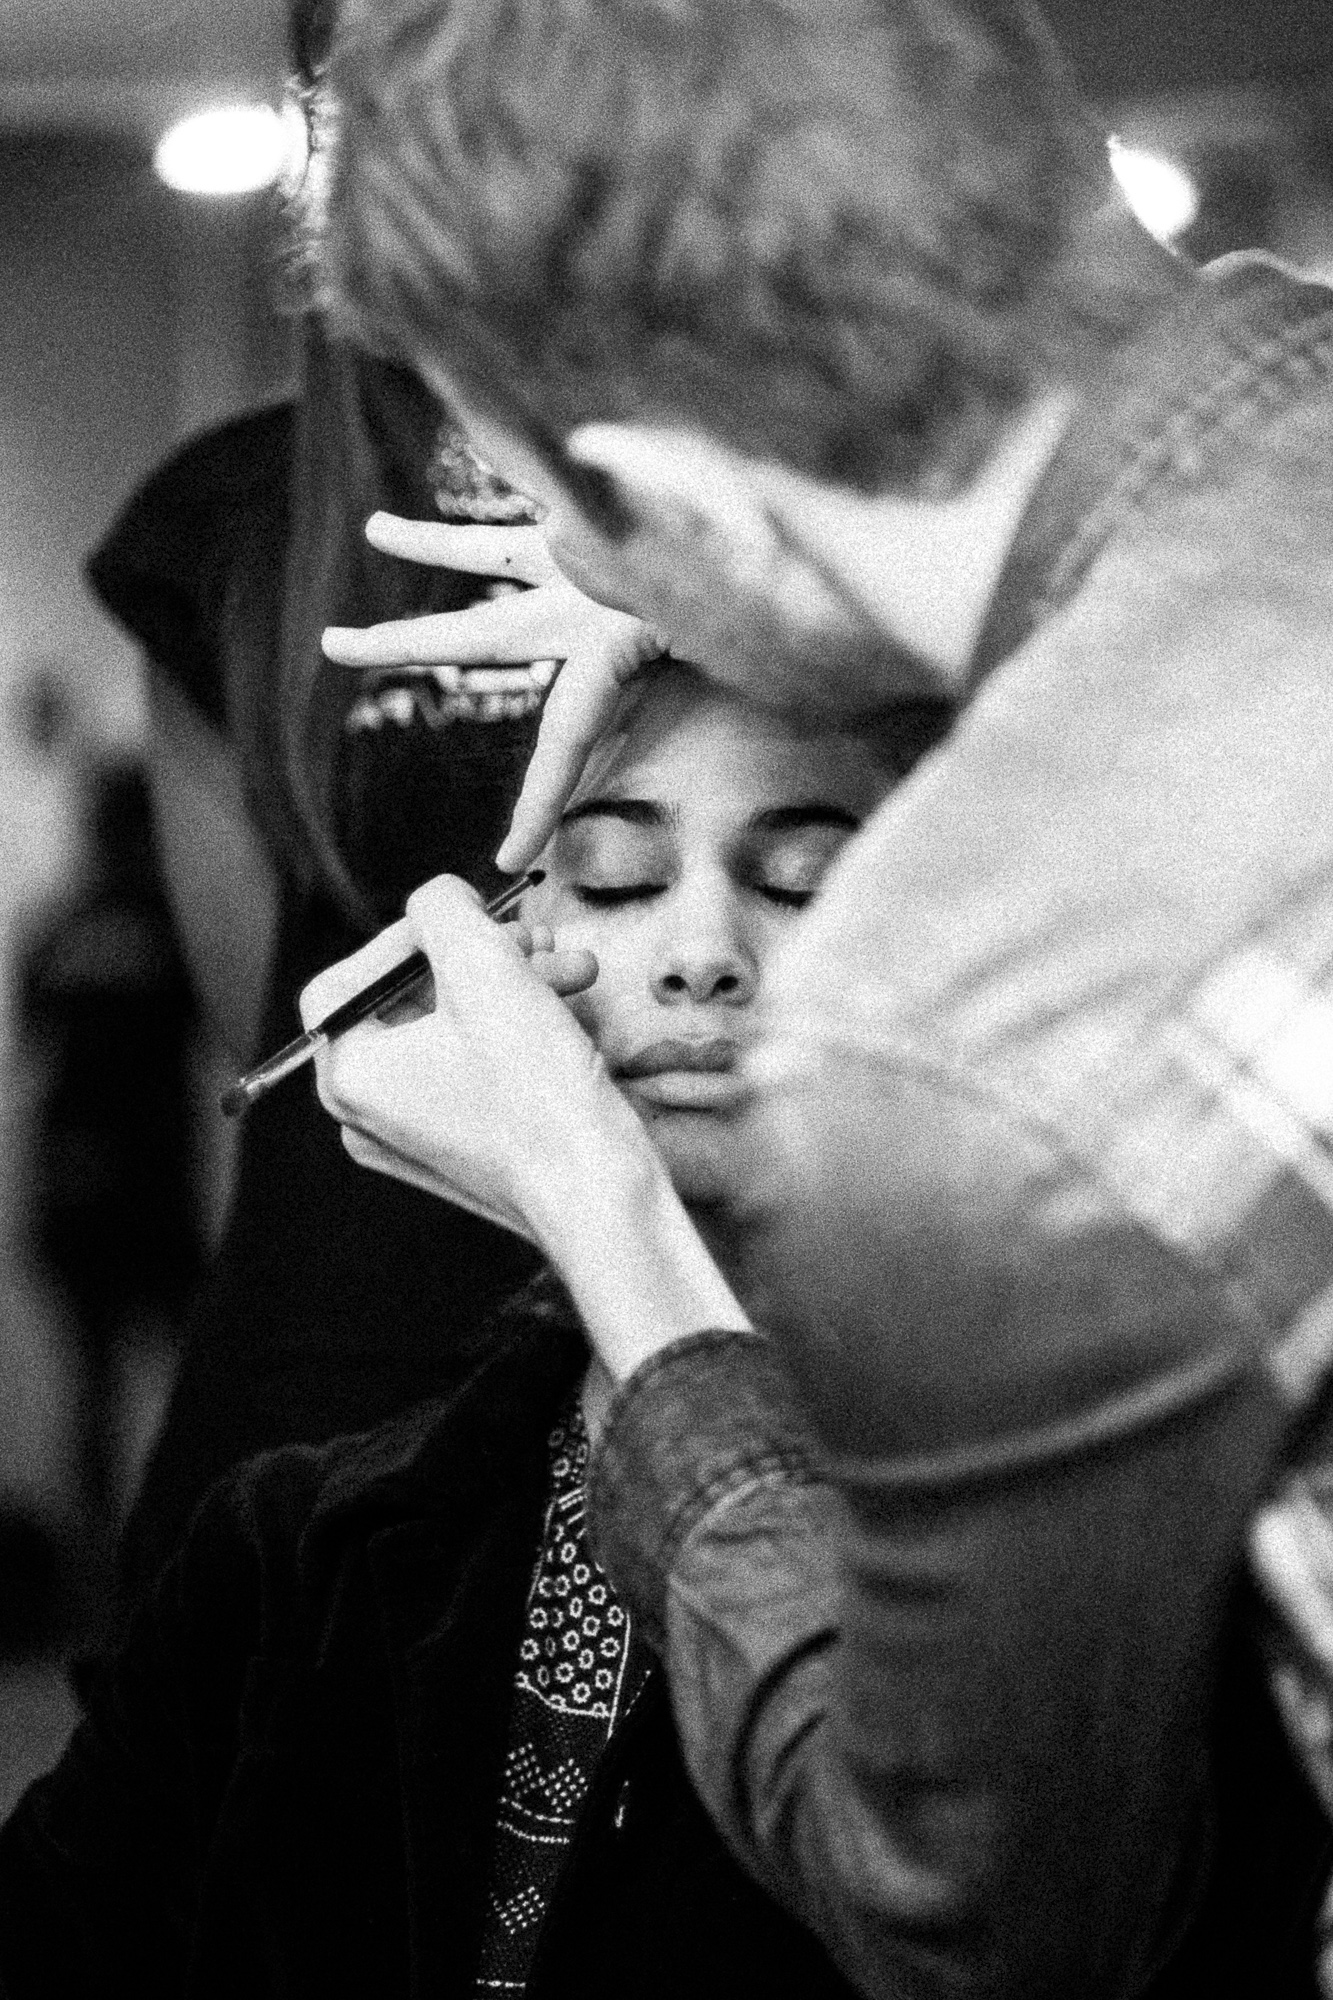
[219,1082,249,1119]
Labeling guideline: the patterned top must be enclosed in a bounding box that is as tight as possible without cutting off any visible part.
[472,1392,652,1995]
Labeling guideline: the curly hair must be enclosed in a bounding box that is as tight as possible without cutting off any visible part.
[326,0,1180,499]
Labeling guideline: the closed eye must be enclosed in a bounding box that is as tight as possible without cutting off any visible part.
[757,885,814,910]
[573,883,668,908]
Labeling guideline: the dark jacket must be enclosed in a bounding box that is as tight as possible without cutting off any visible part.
[0,1312,855,2000]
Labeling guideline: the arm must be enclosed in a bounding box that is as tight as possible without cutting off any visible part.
[586,1051,1282,2000]
[577,492,1333,1995]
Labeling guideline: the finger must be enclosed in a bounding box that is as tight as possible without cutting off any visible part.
[453,664,559,695]
[506,921,553,956]
[496,647,641,871]
[322,607,532,668]
[405,874,536,997]
[322,592,573,669]
[299,914,418,1028]
[405,877,593,1033]
[365,512,560,585]
[404,882,599,1011]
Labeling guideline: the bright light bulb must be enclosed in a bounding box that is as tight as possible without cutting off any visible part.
[1109,140,1200,245]
[154,104,297,198]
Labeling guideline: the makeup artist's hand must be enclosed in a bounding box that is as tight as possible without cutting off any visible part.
[303,873,751,1379]
[301,873,648,1242]
[322,514,667,854]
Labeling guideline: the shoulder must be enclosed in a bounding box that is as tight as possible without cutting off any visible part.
[95,403,295,559]
[184,1393,467,1582]
[86,400,297,727]
[89,402,296,607]
[177,1308,586,1619]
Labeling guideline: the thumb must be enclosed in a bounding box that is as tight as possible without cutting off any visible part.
[505,922,599,999]
[528,945,599,997]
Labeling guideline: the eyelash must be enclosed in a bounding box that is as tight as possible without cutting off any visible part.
[573,885,665,907]
[573,883,813,910]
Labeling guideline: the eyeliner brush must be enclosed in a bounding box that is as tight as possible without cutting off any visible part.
[220,870,544,1119]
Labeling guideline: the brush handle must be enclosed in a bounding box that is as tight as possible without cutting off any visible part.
[311,951,431,1040]
[220,870,543,1118]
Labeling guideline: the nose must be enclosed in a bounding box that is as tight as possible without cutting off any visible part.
[649,875,759,1008]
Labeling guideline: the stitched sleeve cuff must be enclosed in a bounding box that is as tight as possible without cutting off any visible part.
[586,1329,819,1650]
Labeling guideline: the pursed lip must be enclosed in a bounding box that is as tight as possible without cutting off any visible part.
[613,1038,745,1112]
[614,1037,738,1080]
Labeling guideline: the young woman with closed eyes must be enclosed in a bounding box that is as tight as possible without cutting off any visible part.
[0,665,947,2000]
[524,666,898,1222]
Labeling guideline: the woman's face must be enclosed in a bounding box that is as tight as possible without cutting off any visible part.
[525,669,892,1209]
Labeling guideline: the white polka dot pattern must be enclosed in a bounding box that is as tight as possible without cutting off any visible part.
[471,1395,651,1994]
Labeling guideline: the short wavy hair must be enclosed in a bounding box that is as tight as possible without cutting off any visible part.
[327,0,1174,498]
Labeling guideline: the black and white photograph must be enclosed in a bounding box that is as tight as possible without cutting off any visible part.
[2,2,1333,1993]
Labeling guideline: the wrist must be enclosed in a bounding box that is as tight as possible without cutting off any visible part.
[525,1135,752,1380]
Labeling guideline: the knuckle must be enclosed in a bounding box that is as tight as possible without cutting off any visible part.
[299,975,334,1027]
[405,871,471,934]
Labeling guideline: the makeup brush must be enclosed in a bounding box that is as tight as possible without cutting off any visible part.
[220,870,544,1118]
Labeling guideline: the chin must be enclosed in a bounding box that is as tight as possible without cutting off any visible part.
[650,1117,741,1209]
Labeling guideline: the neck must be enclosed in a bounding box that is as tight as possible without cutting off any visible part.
[685,1200,742,1274]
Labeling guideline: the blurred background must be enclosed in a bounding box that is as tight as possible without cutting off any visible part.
[0,0,1331,1812]
[0,0,295,1809]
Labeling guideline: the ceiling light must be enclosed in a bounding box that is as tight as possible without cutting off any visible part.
[154,104,297,198]
[1109,140,1200,245]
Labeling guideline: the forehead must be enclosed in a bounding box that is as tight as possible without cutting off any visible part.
[568,670,890,821]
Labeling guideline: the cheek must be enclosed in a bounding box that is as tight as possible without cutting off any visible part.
[747,905,803,995]
[555,922,640,1051]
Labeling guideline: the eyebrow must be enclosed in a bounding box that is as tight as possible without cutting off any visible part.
[559,799,671,829]
[747,804,862,835]
[559,799,861,835]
